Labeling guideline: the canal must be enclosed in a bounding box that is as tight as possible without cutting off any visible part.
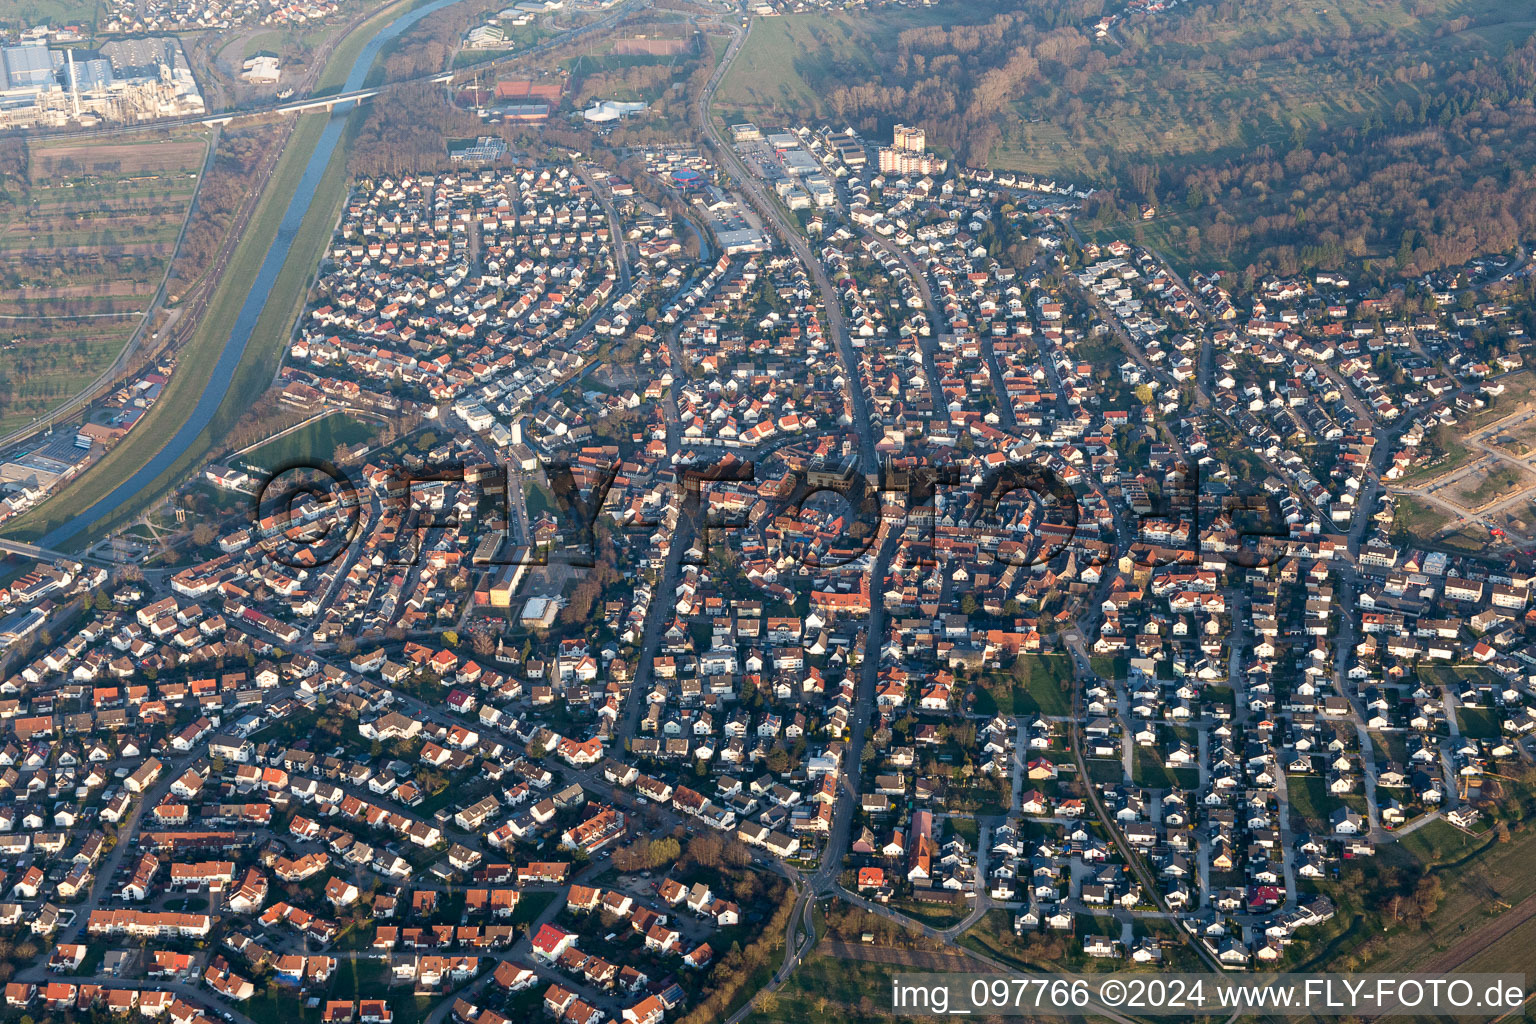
[41,0,473,548]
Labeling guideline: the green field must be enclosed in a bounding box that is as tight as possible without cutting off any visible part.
[1086,758,1123,785]
[713,5,1005,125]
[889,897,971,929]
[1417,663,1508,691]
[976,653,1073,716]
[1389,495,1451,545]
[0,131,208,434]
[1089,655,1127,680]
[1285,773,1342,833]
[1131,746,1196,790]
[239,412,377,472]
[1390,818,1485,866]
[0,0,96,31]
[509,888,557,926]
[1456,704,1502,739]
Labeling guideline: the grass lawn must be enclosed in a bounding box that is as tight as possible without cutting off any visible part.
[1391,818,1485,868]
[946,816,979,846]
[1007,654,1073,716]
[1285,773,1341,832]
[70,941,108,976]
[1131,746,1176,789]
[1089,655,1127,681]
[1457,704,1501,739]
[238,411,377,471]
[742,947,918,1024]
[510,888,557,926]
[1086,758,1123,785]
[1417,663,1508,691]
[1389,496,1452,545]
[889,897,970,929]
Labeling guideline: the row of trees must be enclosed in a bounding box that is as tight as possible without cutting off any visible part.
[676,875,792,1024]
[168,125,283,299]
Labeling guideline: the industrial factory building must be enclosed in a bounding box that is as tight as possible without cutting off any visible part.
[0,36,205,129]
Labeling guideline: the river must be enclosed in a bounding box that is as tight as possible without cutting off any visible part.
[40,0,470,548]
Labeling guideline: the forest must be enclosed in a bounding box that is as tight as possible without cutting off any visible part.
[731,0,1536,279]
[1076,15,1536,278]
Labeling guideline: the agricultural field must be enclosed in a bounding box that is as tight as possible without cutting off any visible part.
[0,131,208,434]
[1457,909,1536,984]
[1,108,347,545]
[994,0,1468,178]
[1349,809,1536,973]
[1071,0,1530,178]
[0,0,98,32]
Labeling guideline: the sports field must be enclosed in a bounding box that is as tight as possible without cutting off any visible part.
[239,413,377,472]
